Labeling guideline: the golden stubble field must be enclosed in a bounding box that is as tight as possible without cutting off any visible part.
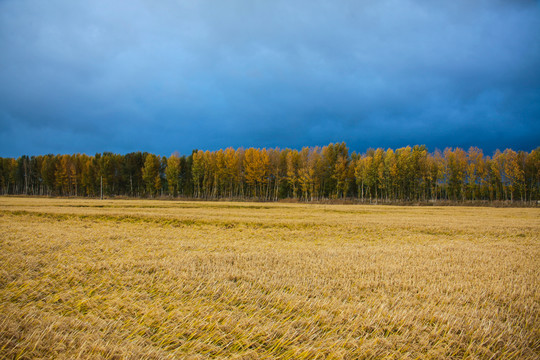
[0,197,538,359]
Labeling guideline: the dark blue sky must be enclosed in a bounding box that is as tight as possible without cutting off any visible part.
[1,0,539,157]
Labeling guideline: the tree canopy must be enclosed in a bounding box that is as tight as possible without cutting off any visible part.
[1,143,539,203]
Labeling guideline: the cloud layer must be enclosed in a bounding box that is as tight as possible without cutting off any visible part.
[1,0,539,157]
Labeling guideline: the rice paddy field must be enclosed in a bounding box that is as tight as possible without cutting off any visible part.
[0,197,539,359]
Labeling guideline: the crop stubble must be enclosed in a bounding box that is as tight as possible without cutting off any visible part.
[0,197,539,359]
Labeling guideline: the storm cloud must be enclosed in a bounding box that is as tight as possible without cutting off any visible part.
[1,0,539,157]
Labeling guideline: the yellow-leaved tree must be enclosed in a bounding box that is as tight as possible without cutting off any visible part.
[243,148,270,198]
[165,152,181,197]
[142,154,161,197]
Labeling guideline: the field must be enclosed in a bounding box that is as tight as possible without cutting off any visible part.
[0,198,539,359]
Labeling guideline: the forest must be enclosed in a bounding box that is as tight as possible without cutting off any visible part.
[1,143,539,203]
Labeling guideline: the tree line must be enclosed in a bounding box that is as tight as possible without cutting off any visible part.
[1,143,539,203]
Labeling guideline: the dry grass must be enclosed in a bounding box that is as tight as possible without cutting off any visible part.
[0,197,539,359]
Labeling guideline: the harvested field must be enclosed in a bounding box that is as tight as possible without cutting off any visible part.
[0,197,539,359]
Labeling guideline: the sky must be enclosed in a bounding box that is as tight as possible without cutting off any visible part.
[0,0,539,157]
